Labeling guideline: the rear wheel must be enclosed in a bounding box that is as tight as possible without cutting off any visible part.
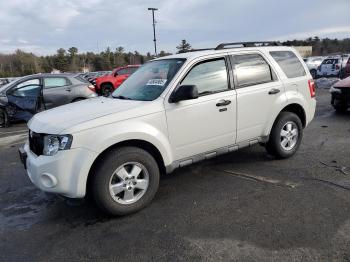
[265,112,303,159]
[101,84,113,97]
[91,147,160,216]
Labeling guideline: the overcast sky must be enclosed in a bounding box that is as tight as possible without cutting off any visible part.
[0,0,349,55]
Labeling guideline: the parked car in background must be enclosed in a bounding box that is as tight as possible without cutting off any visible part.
[0,78,10,87]
[303,56,324,78]
[81,71,111,84]
[95,65,140,96]
[343,58,350,79]
[0,74,97,126]
[19,42,316,215]
[340,54,350,67]
[339,54,350,78]
[317,57,341,77]
[330,76,350,112]
[89,71,111,86]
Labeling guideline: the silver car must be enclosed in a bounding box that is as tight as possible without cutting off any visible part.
[0,73,97,126]
[303,56,324,78]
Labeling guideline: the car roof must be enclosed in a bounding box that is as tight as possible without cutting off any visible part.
[153,46,297,61]
[120,65,141,68]
[20,73,77,78]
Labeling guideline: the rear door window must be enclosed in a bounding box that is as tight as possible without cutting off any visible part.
[232,53,276,87]
[270,51,306,78]
[44,77,70,88]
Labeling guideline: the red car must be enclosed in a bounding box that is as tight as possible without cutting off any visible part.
[95,65,140,96]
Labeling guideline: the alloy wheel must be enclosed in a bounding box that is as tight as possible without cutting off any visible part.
[280,121,299,151]
[109,162,149,205]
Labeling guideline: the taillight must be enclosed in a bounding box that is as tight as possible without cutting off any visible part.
[88,84,95,92]
[336,64,340,70]
[308,79,316,98]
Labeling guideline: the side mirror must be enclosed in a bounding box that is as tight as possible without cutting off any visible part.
[169,85,199,103]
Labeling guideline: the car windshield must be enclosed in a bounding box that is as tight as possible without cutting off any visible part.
[112,58,186,101]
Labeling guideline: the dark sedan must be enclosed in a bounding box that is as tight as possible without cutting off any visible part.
[330,76,350,112]
[0,73,97,127]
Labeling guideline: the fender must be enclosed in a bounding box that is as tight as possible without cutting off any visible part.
[71,118,173,166]
[262,91,307,137]
[70,118,173,197]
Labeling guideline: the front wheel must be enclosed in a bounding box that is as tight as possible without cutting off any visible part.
[91,147,160,216]
[334,105,348,113]
[101,84,113,97]
[265,112,303,159]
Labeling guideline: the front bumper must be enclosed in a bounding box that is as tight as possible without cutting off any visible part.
[20,143,98,198]
[331,91,350,107]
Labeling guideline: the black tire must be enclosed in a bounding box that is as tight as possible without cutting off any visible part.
[91,147,160,216]
[334,105,348,113]
[0,108,9,128]
[101,84,113,97]
[265,112,303,159]
[310,69,317,79]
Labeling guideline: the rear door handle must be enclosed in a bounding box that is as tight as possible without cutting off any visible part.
[268,88,280,95]
[66,88,71,92]
[216,99,231,107]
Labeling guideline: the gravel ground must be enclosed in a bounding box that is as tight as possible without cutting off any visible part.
[0,89,350,262]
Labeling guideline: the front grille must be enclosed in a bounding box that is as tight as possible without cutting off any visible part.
[29,130,44,156]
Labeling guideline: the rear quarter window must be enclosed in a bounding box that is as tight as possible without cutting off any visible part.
[270,51,306,78]
[232,53,276,87]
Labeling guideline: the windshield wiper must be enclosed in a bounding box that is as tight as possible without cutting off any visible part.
[113,95,133,100]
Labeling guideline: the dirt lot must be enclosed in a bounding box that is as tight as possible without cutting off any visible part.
[1,89,350,262]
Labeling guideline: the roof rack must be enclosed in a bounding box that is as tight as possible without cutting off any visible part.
[183,48,215,53]
[215,41,281,50]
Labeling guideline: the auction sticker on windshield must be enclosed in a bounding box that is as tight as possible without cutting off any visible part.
[146,79,167,86]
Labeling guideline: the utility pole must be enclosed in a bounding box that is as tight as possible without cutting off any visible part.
[148,7,158,56]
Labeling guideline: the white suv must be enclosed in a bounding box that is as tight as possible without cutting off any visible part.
[317,56,342,77]
[19,42,316,215]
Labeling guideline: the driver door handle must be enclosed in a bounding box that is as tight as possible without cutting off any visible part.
[268,88,280,95]
[216,99,231,107]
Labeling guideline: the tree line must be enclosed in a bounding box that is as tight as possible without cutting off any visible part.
[0,37,349,77]
[0,47,172,77]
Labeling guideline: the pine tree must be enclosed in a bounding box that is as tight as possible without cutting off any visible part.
[176,40,192,53]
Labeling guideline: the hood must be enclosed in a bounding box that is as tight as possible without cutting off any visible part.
[334,76,350,89]
[28,97,162,134]
[96,75,114,82]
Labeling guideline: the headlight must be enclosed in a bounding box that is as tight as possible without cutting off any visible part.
[43,135,73,156]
